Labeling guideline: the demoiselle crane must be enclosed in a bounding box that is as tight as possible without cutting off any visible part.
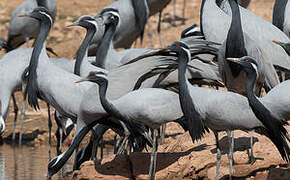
[0,46,75,143]
[227,56,290,161]
[75,71,185,180]
[69,13,152,160]
[202,0,283,164]
[154,41,290,180]
[7,0,56,49]
[88,0,171,53]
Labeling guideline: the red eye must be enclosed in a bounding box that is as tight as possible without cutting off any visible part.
[175,44,180,47]
[36,10,40,13]
[246,59,251,63]
[82,19,87,22]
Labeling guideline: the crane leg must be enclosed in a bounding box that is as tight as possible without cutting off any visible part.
[99,138,104,160]
[182,0,186,25]
[227,130,234,180]
[19,86,27,145]
[54,111,62,155]
[248,130,256,164]
[91,129,102,161]
[148,128,158,180]
[280,71,285,82]
[159,124,166,145]
[173,0,177,26]
[11,93,19,142]
[157,11,163,47]
[147,22,154,47]
[117,121,130,155]
[47,103,52,159]
[55,127,61,155]
[113,134,120,154]
[91,132,98,161]
[214,132,221,180]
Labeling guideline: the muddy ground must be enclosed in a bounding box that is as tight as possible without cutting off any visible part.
[0,0,289,179]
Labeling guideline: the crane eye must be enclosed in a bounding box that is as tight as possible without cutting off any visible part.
[246,59,251,63]
[36,10,40,13]
[82,19,87,22]
[175,44,180,47]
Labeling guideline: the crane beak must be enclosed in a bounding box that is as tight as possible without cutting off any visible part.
[17,13,28,17]
[67,21,79,27]
[74,78,89,84]
[226,57,241,64]
[272,40,284,47]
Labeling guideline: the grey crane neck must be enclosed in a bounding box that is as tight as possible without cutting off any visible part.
[177,52,207,143]
[272,0,288,31]
[74,28,96,76]
[29,21,51,73]
[93,23,117,69]
[131,0,149,44]
[225,0,247,77]
[97,79,123,121]
[244,67,290,161]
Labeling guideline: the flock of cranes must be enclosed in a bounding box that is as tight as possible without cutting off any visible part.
[0,0,290,179]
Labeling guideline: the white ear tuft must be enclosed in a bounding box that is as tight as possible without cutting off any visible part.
[87,20,99,31]
[250,62,259,78]
[181,47,191,59]
[40,11,53,25]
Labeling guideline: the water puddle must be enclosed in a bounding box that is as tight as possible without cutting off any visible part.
[0,144,73,180]
[0,141,115,179]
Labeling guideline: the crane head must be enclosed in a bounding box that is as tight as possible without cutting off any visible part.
[75,71,108,86]
[18,7,53,25]
[166,41,191,62]
[227,56,259,78]
[68,16,99,32]
[100,8,120,29]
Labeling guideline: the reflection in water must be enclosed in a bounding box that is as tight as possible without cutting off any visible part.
[0,143,114,180]
[0,144,73,180]
[0,155,8,179]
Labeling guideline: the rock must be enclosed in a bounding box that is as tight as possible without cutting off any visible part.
[73,124,290,180]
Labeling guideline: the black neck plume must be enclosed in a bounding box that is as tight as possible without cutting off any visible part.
[177,51,208,143]
[74,27,96,75]
[245,69,290,161]
[131,0,149,44]
[25,21,51,110]
[272,0,288,31]
[92,24,117,69]
[225,0,248,77]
